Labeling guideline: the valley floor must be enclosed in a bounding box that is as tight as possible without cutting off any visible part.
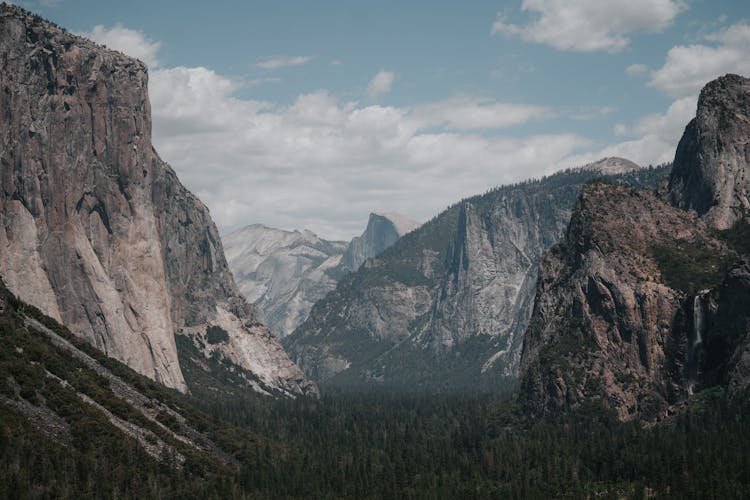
[3,376,749,498]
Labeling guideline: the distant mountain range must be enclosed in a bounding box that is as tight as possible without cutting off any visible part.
[282,160,670,390]
[2,2,749,431]
[3,5,750,498]
[224,213,420,338]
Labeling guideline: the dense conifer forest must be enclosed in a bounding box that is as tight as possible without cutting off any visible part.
[2,287,749,499]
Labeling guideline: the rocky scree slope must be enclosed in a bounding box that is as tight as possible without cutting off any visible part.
[284,163,669,390]
[519,74,750,422]
[224,213,418,339]
[0,277,234,469]
[0,5,314,397]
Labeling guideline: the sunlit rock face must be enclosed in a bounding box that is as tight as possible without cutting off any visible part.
[0,4,315,397]
[224,224,348,339]
[224,213,419,339]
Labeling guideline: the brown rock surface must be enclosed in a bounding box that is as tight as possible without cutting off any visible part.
[519,75,750,422]
[518,182,732,421]
[702,259,750,401]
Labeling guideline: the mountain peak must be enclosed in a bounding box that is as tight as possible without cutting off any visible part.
[369,212,421,237]
[224,214,415,339]
[666,73,750,229]
[579,157,641,175]
[339,212,419,272]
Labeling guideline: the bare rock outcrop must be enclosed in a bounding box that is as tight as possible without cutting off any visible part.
[517,183,733,421]
[701,259,750,401]
[519,75,750,421]
[0,4,314,396]
[224,213,418,340]
[666,74,750,229]
[339,212,420,272]
[579,156,641,175]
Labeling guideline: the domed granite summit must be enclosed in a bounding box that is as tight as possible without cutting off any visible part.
[666,74,750,229]
[0,4,315,397]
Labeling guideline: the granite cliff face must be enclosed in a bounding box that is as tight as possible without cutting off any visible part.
[517,183,735,421]
[0,5,314,396]
[224,224,347,339]
[284,165,669,390]
[224,213,418,339]
[579,156,641,175]
[339,212,420,272]
[519,75,750,421]
[666,74,750,230]
[701,258,750,401]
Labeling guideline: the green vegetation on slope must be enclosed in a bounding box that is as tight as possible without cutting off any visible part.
[2,283,750,498]
[651,239,735,294]
[0,288,242,498]
[652,218,750,295]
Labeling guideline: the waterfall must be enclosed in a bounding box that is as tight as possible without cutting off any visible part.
[693,294,704,348]
[687,292,706,396]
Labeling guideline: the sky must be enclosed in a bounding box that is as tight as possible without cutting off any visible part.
[11,0,750,239]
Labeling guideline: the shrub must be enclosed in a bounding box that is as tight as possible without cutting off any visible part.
[205,326,229,345]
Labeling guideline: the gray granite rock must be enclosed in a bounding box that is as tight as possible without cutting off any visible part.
[0,4,315,397]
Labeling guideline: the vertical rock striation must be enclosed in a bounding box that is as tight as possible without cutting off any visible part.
[0,4,314,396]
[666,74,750,229]
[517,183,731,421]
[339,212,420,272]
[519,75,750,421]
[285,164,668,390]
[701,259,750,401]
[224,213,418,339]
[224,224,347,339]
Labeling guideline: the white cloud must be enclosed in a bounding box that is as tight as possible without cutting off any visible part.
[80,23,161,68]
[366,70,395,101]
[256,55,313,70]
[569,106,616,121]
[626,63,648,75]
[149,66,270,135]
[613,123,629,136]
[649,22,750,96]
[631,95,696,139]
[492,0,686,52]
[82,21,701,241]
[75,23,588,239]
[148,66,586,239]
[247,77,282,87]
[561,95,696,168]
[411,96,552,130]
